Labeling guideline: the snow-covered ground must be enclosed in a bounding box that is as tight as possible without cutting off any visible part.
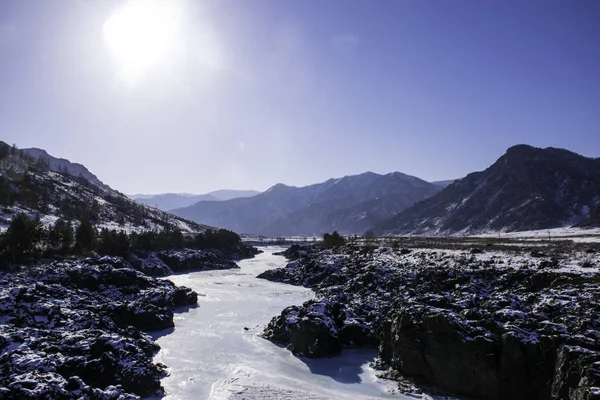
[473,227,600,242]
[152,247,409,400]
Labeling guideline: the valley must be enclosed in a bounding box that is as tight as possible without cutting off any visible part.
[1,141,599,399]
[2,1,598,398]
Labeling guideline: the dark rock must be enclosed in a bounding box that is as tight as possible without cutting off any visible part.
[157,249,238,273]
[256,268,289,283]
[0,257,199,399]
[262,242,600,399]
[263,300,342,358]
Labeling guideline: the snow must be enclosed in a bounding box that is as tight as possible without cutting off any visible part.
[152,247,412,400]
[474,227,600,242]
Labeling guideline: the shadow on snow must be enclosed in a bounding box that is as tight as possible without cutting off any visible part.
[296,348,377,384]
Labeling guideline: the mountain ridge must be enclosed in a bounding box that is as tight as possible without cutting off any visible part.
[130,190,261,211]
[171,171,441,236]
[375,144,600,235]
[22,147,107,188]
[1,142,211,234]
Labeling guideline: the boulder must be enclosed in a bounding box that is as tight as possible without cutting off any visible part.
[0,257,199,398]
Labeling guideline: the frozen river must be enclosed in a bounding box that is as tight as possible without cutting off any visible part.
[152,247,409,400]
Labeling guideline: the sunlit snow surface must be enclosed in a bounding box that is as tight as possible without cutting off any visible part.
[152,247,408,400]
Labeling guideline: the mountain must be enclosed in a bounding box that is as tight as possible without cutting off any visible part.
[0,142,210,234]
[430,179,457,188]
[22,147,107,188]
[574,205,600,228]
[209,189,261,201]
[130,190,261,211]
[375,145,600,235]
[170,172,441,236]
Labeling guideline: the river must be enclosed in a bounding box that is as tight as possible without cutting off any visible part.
[152,247,409,400]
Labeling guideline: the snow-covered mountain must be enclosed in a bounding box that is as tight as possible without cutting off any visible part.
[170,172,441,236]
[375,145,600,235]
[130,190,261,211]
[22,147,107,188]
[0,141,210,234]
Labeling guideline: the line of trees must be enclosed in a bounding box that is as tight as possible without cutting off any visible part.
[0,212,242,267]
[322,230,346,249]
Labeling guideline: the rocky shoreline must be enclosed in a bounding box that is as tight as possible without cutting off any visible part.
[259,241,600,399]
[0,246,258,399]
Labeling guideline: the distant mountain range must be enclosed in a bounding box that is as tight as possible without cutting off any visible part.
[9,141,600,238]
[130,190,261,211]
[170,172,441,236]
[375,145,600,235]
[431,179,457,188]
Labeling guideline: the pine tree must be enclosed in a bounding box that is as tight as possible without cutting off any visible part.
[0,178,15,207]
[322,231,345,249]
[4,213,40,262]
[48,219,63,249]
[61,221,74,252]
[75,218,96,255]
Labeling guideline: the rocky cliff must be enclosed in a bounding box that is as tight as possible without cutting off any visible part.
[260,240,600,399]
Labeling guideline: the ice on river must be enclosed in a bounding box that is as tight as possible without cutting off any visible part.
[152,247,411,400]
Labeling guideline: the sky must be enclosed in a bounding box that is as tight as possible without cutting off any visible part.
[1,0,599,194]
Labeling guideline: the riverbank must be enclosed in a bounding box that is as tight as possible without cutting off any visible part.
[260,241,600,399]
[0,246,258,399]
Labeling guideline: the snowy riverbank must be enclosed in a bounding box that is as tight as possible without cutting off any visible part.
[260,242,600,399]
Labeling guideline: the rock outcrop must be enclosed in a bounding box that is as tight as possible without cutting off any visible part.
[123,245,260,276]
[260,241,600,398]
[0,258,198,399]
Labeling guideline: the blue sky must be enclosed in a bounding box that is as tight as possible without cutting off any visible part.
[1,0,598,194]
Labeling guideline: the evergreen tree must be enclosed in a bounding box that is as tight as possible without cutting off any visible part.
[0,143,10,160]
[61,221,74,252]
[48,218,74,253]
[322,231,345,249]
[48,219,63,249]
[98,229,130,256]
[0,178,15,207]
[195,228,241,250]
[75,218,96,254]
[3,213,40,262]
[39,189,50,214]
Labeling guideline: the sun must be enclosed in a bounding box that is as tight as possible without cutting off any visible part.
[103,0,184,81]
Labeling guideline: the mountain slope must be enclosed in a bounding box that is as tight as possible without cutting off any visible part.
[22,147,107,188]
[376,145,600,235]
[171,172,441,236]
[130,190,261,211]
[0,142,210,234]
[431,179,457,188]
[209,189,261,201]
[258,172,441,236]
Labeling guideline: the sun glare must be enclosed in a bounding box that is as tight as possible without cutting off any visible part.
[103,0,184,81]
